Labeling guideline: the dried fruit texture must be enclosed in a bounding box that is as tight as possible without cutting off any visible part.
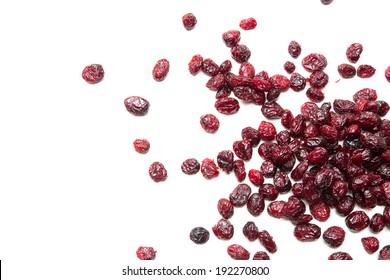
[323,226,345,248]
[212,219,234,240]
[346,43,363,63]
[190,227,210,244]
[233,140,252,161]
[241,127,261,147]
[188,55,203,75]
[294,223,321,242]
[288,40,302,58]
[200,158,219,180]
[253,251,270,260]
[384,206,390,229]
[370,213,385,233]
[152,58,170,81]
[215,97,240,115]
[181,158,200,175]
[379,245,390,260]
[328,252,353,260]
[149,162,168,183]
[290,72,306,92]
[218,198,234,219]
[267,201,286,219]
[284,61,296,74]
[217,150,234,174]
[82,64,104,83]
[136,246,156,260]
[182,13,197,30]
[227,244,250,260]
[233,160,246,182]
[338,64,356,78]
[301,53,327,72]
[247,193,265,216]
[202,58,219,76]
[133,139,150,154]
[239,17,257,30]
[309,70,329,88]
[345,210,370,232]
[385,66,390,82]
[231,44,251,63]
[361,237,380,254]
[321,0,333,4]
[248,169,264,186]
[258,230,277,253]
[200,114,220,133]
[282,196,306,219]
[258,121,277,141]
[124,96,150,116]
[243,221,259,241]
[222,30,241,47]
[309,201,331,222]
[229,183,252,207]
[357,64,376,78]
[206,73,225,91]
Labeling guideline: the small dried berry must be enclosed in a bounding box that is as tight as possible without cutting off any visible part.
[222,30,241,47]
[200,158,219,180]
[215,97,240,115]
[133,139,150,154]
[288,40,302,58]
[218,198,234,219]
[338,63,356,78]
[247,193,265,216]
[124,96,150,116]
[136,246,156,260]
[233,140,252,161]
[181,158,200,175]
[200,114,220,133]
[284,61,296,74]
[248,169,264,186]
[346,43,363,63]
[243,221,259,241]
[239,17,257,30]
[253,251,270,260]
[357,64,376,78]
[328,252,352,260]
[231,44,251,63]
[294,223,321,242]
[233,159,246,182]
[202,58,219,77]
[148,161,168,183]
[182,13,197,30]
[258,121,277,141]
[258,230,277,253]
[361,236,380,254]
[152,58,170,81]
[190,227,210,244]
[227,244,250,260]
[323,226,345,248]
[212,219,234,240]
[301,53,327,72]
[345,210,370,232]
[188,54,203,75]
[82,64,104,83]
[379,245,390,260]
[229,183,252,207]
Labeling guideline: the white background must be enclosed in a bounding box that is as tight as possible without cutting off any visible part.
[0,0,390,279]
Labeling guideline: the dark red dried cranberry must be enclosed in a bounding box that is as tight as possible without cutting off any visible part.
[357,111,381,130]
[206,73,226,91]
[190,227,209,244]
[261,101,284,119]
[294,223,321,242]
[181,158,200,175]
[124,96,150,116]
[379,245,390,260]
[248,169,264,186]
[370,213,385,233]
[133,139,150,154]
[328,252,352,260]
[222,30,241,47]
[383,206,390,229]
[233,86,255,102]
[338,63,356,78]
[239,62,255,78]
[241,127,261,147]
[307,147,329,165]
[215,97,240,114]
[267,201,286,219]
[239,17,257,30]
[258,121,277,141]
[282,196,306,218]
[219,60,233,74]
[321,0,333,5]
[227,244,250,260]
[260,160,277,178]
[361,236,380,254]
[212,219,234,240]
[200,158,219,179]
[233,160,246,182]
[231,44,251,63]
[288,40,302,58]
[253,76,272,91]
[269,74,290,91]
[281,109,294,129]
[217,150,234,174]
[284,61,296,74]
[243,221,259,241]
[306,87,325,103]
[345,210,370,232]
[202,58,219,77]
[136,246,156,260]
[331,179,348,200]
[273,171,292,193]
[346,43,363,63]
[82,64,104,83]
[310,201,331,222]
[200,114,220,133]
[253,251,270,260]
[291,162,309,181]
[188,54,203,75]
[323,226,345,248]
[258,230,277,253]
[290,72,307,92]
[357,64,376,78]
[217,198,234,219]
[309,70,329,88]
[302,53,327,72]
[385,66,390,82]
[260,183,279,201]
[229,183,252,207]
[182,13,197,30]
[233,140,252,161]
[247,193,265,216]
[152,58,170,81]
[333,99,355,114]
[266,88,281,102]
[149,162,167,183]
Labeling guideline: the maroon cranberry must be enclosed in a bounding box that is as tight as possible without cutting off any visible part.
[330,179,348,200]
[290,72,307,92]
[202,58,219,77]
[345,210,370,232]
[239,17,257,30]
[212,219,234,240]
[222,30,241,47]
[233,140,252,161]
[379,245,390,260]
[282,196,306,219]
[353,88,377,102]
[227,244,250,260]
[307,147,329,165]
[188,54,203,75]
[284,61,296,74]
[281,109,294,129]
[216,150,234,174]
[361,236,380,254]
[294,223,321,242]
[306,87,325,103]
[338,63,356,78]
[231,44,251,63]
[148,162,167,183]
[346,43,363,63]
[260,183,279,201]
[273,171,292,193]
[248,169,264,186]
[309,70,329,88]
[267,201,286,219]
[243,221,259,241]
[301,53,327,72]
[323,226,345,248]
[215,97,240,114]
[258,121,277,141]
[190,227,209,244]
[133,139,150,154]
[233,160,246,182]
[258,230,277,253]
[217,198,234,219]
[215,86,231,100]
[229,183,252,207]
[181,158,200,175]
[253,76,271,91]
[239,62,256,78]
[247,193,265,216]
[310,201,331,222]
[206,73,226,91]
[200,158,219,179]
[124,96,150,116]
[260,160,277,178]
[200,114,220,133]
[136,246,156,260]
[253,251,270,260]
[152,58,170,81]
[269,74,290,91]
[328,252,352,260]
[182,13,197,30]
[385,66,390,82]
[288,40,302,58]
[82,64,104,83]
[241,127,261,147]
[219,60,233,74]
[383,206,390,229]
[357,64,376,78]
[261,101,284,119]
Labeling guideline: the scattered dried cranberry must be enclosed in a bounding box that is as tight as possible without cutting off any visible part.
[323,226,345,248]
[239,17,257,30]
[149,161,168,183]
[370,213,385,233]
[385,66,390,82]
[136,246,156,260]
[215,97,240,114]
[379,245,390,260]
[345,210,370,232]
[216,150,234,174]
[182,13,197,30]
[270,74,290,91]
[253,251,270,260]
[200,114,220,133]
[328,252,352,260]
[82,64,104,84]
[321,0,333,4]
[346,43,363,63]
[337,63,356,78]
[294,223,321,242]
[290,72,307,92]
[309,70,329,88]
[218,198,234,219]
[247,193,265,216]
[233,140,252,161]
[248,169,264,186]
[301,53,327,72]
[227,244,250,260]
[133,139,150,154]
[383,206,390,229]
[124,96,150,116]
[241,127,261,147]
[353,88,377,102]
[258,121,277,141]
[233,159,246,182]
[310,201,331,222]
[188,54,203,75]
[231,44,251,63]
[288,40,302,58]
[357,64,376,78]
[229,183,252,207]
[261,101,284,119]
[212,219,234,240]
[267,200,286,219]
[258,230,277,253]
[260,183,279,201]
[243,221,259,241]
[361,236,380,254]
[202,58,219,76]
[306,87,325,103]
[206,73,226,91]
[181,158,200,175]
[190,227,210,244]
[152,58,170,81]
[239,62,256,78]
[284,61,296,74]
[222,30,241,47]
[200,158,219,179]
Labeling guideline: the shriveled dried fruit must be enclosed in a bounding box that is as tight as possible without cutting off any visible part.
[361,236,379,254]
[345,210,370,232]
[82,64,104,83]
[385,66,390,82]
[222,30,241,47]
[241,127,261,147]
[229,183,252,207]
[149,162,168,183]
[294,223,321,242]
[218,198,234,219]
[379,245,390,260]
[233,159,246,182]
[231,44,251,63]
[136,246,156,260]
[301,53,327,72]
[267,201,286,219]
[152,58,170,81]
[253,251,270,260]
[188,54,203,75]
[124,96,150,116]
[233,140,252,161]
[290,72,306,92]
[200,114,220,133]
[243,221,259,241]
[212,219,234,240]
[328,252,352,260]
[200,158,219,179]
[189,227,209,245]
[370,213,386,233]
[258,230,277,253]
[338,63,356,78]
[182,13,197,30]
[202,58,219,76]
[247,193,265,216]
[133,139,150,154]
[346,43,363,63]
[227,244,250,260]
[239,17,257,30]
[288,40,302,58]
[323,226,345,248]
[258,121,277,141]
[284,61,296,74]
[217,150,234,174]
[181,158,200,175]
[215,97,240,114]
[309,201,331,222]
[357,64,376,78]
[248,169,264,186]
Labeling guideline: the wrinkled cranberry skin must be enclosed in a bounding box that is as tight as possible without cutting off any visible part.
[133,139,150,154]
[288,40,302,58]
[357,64,376,78]
[243,221,259,241]
[290,72,307,92]
[310,201,331,222]
[188,54,203,75]
[217,150,234,174]
[217,198,234,219]
[328,252,353,260]
[270,74,290,91]
[385,66,390,82]
[379,245,390,260]
[182,13,197,30]
[202,58,219,77]
[282,196,306,218]
[353,88,377,102]
[239,62,256,79]
[200,158,219,180]
[306,87,325,103]
[149,162,168,182]
[261,101,284,119]
[260,160,277,178]
[370,213,385,233]
[233,140,252,161]
[136,246,156,260]
[309,70,329,88]
[229,183,252,207]
[212,219,234,240]
[267,201,286,218]
[181,158,200,175]
[124,96,150,116]
[284,61,296,74]
[227,244,250,260]
[384,206,390,229]
[323,226,345,248]
[206,73,226,91]
[222,30,241,47]
[152,59,170,81]
[307,147,329,165]
[82,64,104,83]
[253,251,270,260]
[331,179,348,200]
[258,230,277,253]
[239,17,257,30]
[258,121,277,141]
[233,160,246,182]
[248,169,264,186]
[190,227,210,244]
[200,114,220,133]
[294,223,321,242]
[219,60,233,74]
[241,127,261,147]
[281,109,294,129]
[361,237,380,254]
[345,210,370,232]
[231,44,251,63]
[302,53,327,72]
[247,193,265,216]
[260,183,279,201]
[338,63,356,78]
[273,171,292,193]
[346,43,363,63]
[215,97,240,115]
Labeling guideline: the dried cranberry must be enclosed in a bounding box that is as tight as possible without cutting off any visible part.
[243,221,259,241]
[306,87,325,103]
[294,223,321,242]
[227,244,250,260]
[233,159,246,182]
[253,251,270,260]
[357,64,376,78]
[302,53,327,72]
[247,193,265,216]
[284,61,296,74]
[222,30,241,47]
[321,0,333,5]
[345,210,370,232]
[231,44,251,63]
[219,60,233,74]
[310,201,331,222]
[233,86,255,102]
[239,62,256,78]
[282,196,306,219]
[281,109,294,129]
[288,40,302,58]
[379,245,390,260]
[82,64,104,83]
[241,127,261,147]
[188,54,203,75]
[330,179,348,199]
[260,161,277,178]
[181,158,200,175]
[258,121,277,141]
[337,63,356,78]
[200,158,219,180]
[290,72,307,92]
[258,230,277,253]
[273,171,292,194]
[385,66,390,82]
[206,73,226,91]
[261,101,284,119]
[269,74,290,91]
[291,162,309,181]
[202,58,219,77]
[182,13,197,30]
[267,201,286,219]
[346,43,363,63]
[190,227,210,244]
[217,150,234,174]
[289,114,306,137]
[361,236,380,254]
[200,114,220,133]
[356,111,381,130]
[124,96,150,116]
[353,88,377,102]
[260,183,279,201]
[383,206,390,229]
[253,76,272,91]
[148,162,167,183]
[233,140,252,161]
[136,246,156,260]
[239,17,257,30]
[309,70,329,88]
[248,169,264,186]
[215,97,240,114]
[307,147,329,165]
[152,58,170,81]
[133,139,150,154]
[217,198,234,219]
[323,226,345,248]
[328,252,352,260]
[212,219,234,240]
[229,183,252,207]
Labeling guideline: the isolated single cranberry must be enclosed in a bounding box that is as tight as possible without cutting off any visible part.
[182,13,197,30]
[82,64,104,83]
